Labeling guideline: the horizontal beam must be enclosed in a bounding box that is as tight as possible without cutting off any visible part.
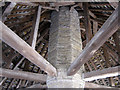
[67,3,120,76]
[0,21,57,76]
[0,68,47,82]
[27,84,47,88]
[85,82,120,89]
[84,66,120,81]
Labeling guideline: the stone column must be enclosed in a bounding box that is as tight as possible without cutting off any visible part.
[47,6,85,88]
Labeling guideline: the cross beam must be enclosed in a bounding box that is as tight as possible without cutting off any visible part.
[67,3,120,76]
[0,68,47,82]
[0,21,57,76]
[84,66,120,81]
[85,82,120,89]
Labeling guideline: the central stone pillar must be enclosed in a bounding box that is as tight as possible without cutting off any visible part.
[47,6,85,88]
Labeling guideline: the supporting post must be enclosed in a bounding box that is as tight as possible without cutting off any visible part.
[0,21,57,76]
[84,66,120,81]
[67,3,120,76]
[0,68,47,82]
[47,7,84,88]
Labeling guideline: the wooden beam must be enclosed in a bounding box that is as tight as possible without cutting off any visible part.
[113,29,120,59]
[84,66,120,81]
[31,6,41,49]
[103,44,120,64]
[24,6,41,71]
[2,2,16,22]
[0,21,57,76]
[89,8,114,12]
[67,3,120,76]
[78,3,97,19]
[7,11,35,19]
[0,68,47,82]
[93,20,98,35]
[83,2,92,43]
[27,84,47,88]
[85,82,119,89]
[50,2,75,7]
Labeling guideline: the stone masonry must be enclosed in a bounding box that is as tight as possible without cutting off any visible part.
[47,6,85,88]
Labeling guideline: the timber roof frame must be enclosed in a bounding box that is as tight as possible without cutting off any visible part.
[0,1,120,89]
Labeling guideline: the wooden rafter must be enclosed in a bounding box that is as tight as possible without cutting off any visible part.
[84,66,120,81]
[31,5,41,49]
[0,68,47,82]
[0,21,57,76]
[67,3,120,76]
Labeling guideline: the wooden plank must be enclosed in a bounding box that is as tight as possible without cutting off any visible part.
[2,2,16,22]
[85,82,119,89]
[0,21,57,76]
[67,3,120,76]
[0,68,47,82]
[84,66,120,81]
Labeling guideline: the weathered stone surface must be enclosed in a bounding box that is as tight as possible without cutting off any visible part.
[47,6,84,88]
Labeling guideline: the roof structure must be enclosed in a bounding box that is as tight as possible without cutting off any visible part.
[0,1,120,89]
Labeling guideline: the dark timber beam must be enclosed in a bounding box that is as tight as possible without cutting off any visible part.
[83,2,92,43]
[0,68,47,82]
[67,3,120,76]
[113,29,120,59]
[84,66,120,81]
[0,21,57,76]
